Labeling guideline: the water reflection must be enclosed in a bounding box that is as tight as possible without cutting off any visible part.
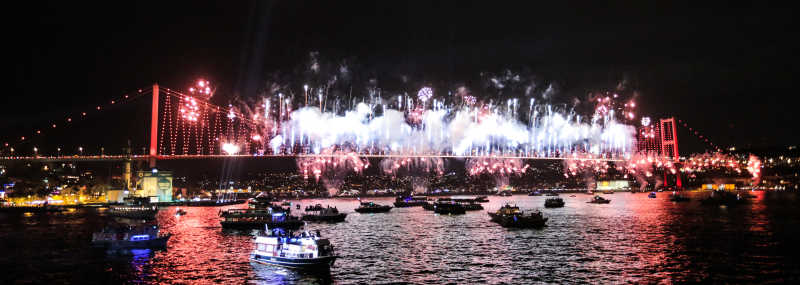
[1,191,798,284]
[250,262,333,284]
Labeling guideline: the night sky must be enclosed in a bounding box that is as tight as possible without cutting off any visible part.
[6,1,798,155]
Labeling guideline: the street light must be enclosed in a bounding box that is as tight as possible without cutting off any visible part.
[78,146,83,156]
[57,147,61,157]
[33,147,38,156]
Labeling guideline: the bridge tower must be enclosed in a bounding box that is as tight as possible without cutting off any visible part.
[659,117,682,188]
[149,83,159,168]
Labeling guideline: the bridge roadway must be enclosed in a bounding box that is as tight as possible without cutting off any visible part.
[0,154,626,162]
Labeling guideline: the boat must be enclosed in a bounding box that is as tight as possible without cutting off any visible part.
[587,196,611,204]
[544,197,565,208]
[175,208,187,216]
[393,196,428,207]
[488,204,547,228]
[474,196,490,203]
[602,190,614,194]
[497,190,512,197]
[422,202,435,211]
[669,192,690,202]
[249,196,278,209]
[528,191,543,196]
[545,192,559,197]
[108,203,158,219]
[302,206,347,223]
[354,202,392,213]
[220,208,304,230]
[250,227,337,271]
[459,201,484,211]
[91,223,170,249]
[432,201,466,215]
[648,192,657,198]
[296,204,301,210]
[569,194,577,197]
[305,204,326,212]
[280,200,292,207]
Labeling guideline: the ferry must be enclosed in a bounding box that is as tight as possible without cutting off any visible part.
[488,204,547,228]
[435,197,484,210]
[354,202,392,213]
[544,197,565,208]
[393,196,428,207]
[302,206,347,223]
[459,201,484,211]
[250,227,338,271]
[220,208,304,230]
[91,223,170,249]
[587,196,611,204]
[108,204,158,219]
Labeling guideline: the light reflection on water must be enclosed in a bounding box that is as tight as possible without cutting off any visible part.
[1,191,799,284]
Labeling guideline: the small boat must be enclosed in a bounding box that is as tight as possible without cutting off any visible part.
[433,201,466,215]
[528,191,543,196]
[488,204,547,228]
[669,192,690,202]
[544,197,565,208]
[302,206,347,223]
[474,196,490,203]
[220,208,304,230]
[393,196,428,207]
[587,196,611,204]
[175,208,187,216]
[569,194,577,197]
[91,223,170,249]
[280,200,292,207]
[422,202,435,211]
[250,227,337,271]
[497,190,512,197]
[602,190,614,194]
[648,192,657,199]
[296,204,301,210]
[545,192,559,197]
[354,202,392,213]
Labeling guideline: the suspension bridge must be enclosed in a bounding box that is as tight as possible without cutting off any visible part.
[0,83,717,167]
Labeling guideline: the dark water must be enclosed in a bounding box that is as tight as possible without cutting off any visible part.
[2,191,799,284]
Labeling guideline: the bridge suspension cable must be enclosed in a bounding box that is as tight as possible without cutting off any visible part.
[3,87,152,154]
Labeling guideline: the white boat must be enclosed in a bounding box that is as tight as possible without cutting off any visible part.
[250,227,338,271]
